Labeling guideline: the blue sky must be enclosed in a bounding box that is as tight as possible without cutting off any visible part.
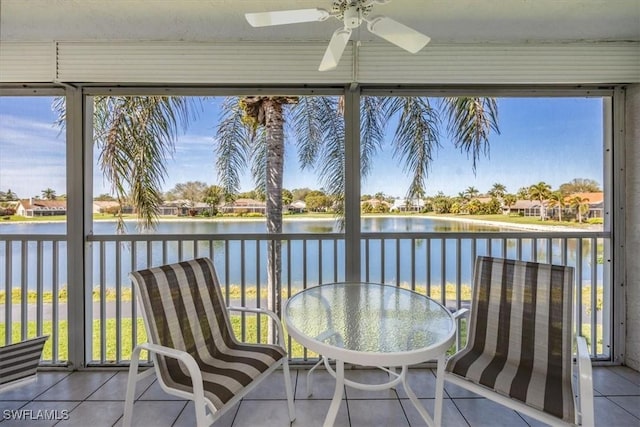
[0,96,603,200]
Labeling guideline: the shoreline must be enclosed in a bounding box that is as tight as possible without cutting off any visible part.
[0,213,599,231]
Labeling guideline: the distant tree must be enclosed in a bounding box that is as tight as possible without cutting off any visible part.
[516,186,530,200]
[547,191,566,222]
[484,197,502,214]
[95,193,117,201]
[1,189,18,201]
[570,195,590,223]
[305,190,331,212]
[204,185,225,215]
[432,192,452,214]
[168,181,208,207]
[464,186,480,199]
[292,187,312,202]
[282,189,293,206]
[374,192,386,201]
[559,178,601,194]
[529,181,552,221]
[488,182,507,199]
[467,198,482,214]
[503,194,517,215]
[41,188,57,200]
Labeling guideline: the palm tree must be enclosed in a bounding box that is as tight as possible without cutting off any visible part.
[503,193,517,215]
[204,185,225,216]
[41,188,56,200]
[547,191,566,222]
[465,186,480,199]
[215,95,499,316]
[488,182,507,200]
[570,195,590,223]
[528,182,551,221]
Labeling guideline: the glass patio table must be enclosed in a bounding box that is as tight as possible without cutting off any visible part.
[284,282,456,427]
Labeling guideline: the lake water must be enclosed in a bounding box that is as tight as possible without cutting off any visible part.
[1,217,600,291]
[0,215,504,235]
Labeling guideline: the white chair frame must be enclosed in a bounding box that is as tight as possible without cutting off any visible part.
[436,301,595,427]
[123,302,295,427]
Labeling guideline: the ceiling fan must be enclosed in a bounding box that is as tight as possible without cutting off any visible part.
[245,0,431,71]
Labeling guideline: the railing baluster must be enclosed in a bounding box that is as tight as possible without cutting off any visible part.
[395,238,401,286]
[4,240,11,345]
[21,240,28,340]
[52,241,59,363]
[37,241,43,337]
[100,241,106,363]
[591,237,598,357]
[116,240,122,363]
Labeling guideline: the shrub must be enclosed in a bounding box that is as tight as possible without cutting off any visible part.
[587,217,603,224]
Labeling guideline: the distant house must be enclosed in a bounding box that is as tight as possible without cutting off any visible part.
[92,200,120,213]
[390,198,424,212]
[502,192,604,219]
[161,200,209,216]
[220,198,266,214]
[17,199,67,217]
[502,200,544,217]
[287,200,306,213]
[564,192,604,219]
[92,200,135,215]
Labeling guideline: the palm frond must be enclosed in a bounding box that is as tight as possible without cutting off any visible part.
[385,97,441,199]
[290,97,326,170]
[215,97,251,194]
[442,97,500,172]
[93,96,193,232]
[315,97,345,199]
[360,96,385,179]
[249,128,268,192]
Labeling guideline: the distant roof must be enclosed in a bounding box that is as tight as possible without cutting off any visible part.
[20,199,67,209]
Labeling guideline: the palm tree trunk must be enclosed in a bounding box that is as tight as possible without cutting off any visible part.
[264,100,284,324]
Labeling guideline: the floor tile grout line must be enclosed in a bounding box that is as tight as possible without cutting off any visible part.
[602,396,640,420]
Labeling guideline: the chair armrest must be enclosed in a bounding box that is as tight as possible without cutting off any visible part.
[451,308,469,320]
[450,308,469,353]
[576,336,595,427]
[227,306,286,347]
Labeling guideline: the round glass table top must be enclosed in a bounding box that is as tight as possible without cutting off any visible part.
[284,282,455,364]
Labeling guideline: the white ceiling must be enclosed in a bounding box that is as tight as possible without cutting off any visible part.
[1,0,639,43]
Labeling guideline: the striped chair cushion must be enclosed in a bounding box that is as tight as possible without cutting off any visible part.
[130,258,285,410]
[0,335,49,390]
[447,256,575,423]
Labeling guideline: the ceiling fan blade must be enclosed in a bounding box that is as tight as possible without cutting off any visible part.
[245,8,330,27]
[318,28,352,71]
[366,16,430,53]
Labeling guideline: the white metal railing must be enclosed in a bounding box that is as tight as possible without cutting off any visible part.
[1,235,67,364]
[0,230,610,365]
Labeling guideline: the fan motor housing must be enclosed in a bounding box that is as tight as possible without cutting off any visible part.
[344,7,361,28]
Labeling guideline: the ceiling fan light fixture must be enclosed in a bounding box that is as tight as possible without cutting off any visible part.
[343,5,361,29]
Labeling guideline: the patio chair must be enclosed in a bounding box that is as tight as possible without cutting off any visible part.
[0,335,49,392]
[435,256,594,427]
[124,258,295,427]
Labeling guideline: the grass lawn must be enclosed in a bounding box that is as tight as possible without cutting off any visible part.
[1,314,604,363]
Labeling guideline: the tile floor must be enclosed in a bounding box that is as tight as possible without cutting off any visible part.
[0,366,638,426]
